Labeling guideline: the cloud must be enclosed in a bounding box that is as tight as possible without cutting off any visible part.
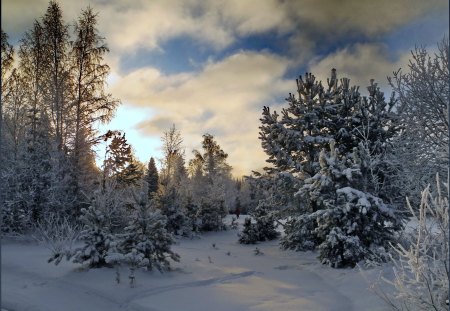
[5,0,445,56]
[286,0,446,38]
[112,51,292,175]
[307,43,411,95]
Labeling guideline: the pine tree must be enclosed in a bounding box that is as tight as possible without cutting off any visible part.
[295,142,400,267]
[238,202,279,244]
[260,70,402,267]
[101,130,133,189]
[156,184,189,235]
[117,158,144,186]
[253,202,279,241]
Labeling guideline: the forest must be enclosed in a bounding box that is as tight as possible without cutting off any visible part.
[1,1,449,310]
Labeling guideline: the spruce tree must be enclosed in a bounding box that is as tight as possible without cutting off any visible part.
[71,181,125,268]
[238,218,259,244]
[145,157,159,199]
[117,189,180,271]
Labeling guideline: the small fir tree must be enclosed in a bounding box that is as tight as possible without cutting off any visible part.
[70,181,125,268]
[119,189,180,271]
[238,217,259,244]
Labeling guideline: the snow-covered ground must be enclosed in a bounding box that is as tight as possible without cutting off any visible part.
[2,216,394,311]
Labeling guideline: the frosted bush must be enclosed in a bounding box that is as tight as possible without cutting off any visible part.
[381,175,449,310]
[32,213,81,265]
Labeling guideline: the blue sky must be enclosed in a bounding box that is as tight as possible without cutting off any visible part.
[2,0,448,175]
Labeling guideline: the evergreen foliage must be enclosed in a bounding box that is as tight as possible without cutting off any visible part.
[105,188,180,272]
[119,190,180,271]
[260,70,403,267]
[70,181,125,268]
[238,203,279,244]
[145,157,159,198]
[238,217,259,244]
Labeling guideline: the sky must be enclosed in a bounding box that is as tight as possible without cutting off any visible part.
[2,0,448,176]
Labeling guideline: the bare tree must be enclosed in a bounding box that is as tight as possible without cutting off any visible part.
[1,29,14,162]
[388,36,449,204]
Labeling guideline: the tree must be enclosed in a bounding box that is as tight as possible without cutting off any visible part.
[388,36,449,205]
[189,133,233,231]
[70,6,119,196]
[238,203,279,245]
[18,21,46,153]
[1,29,14,164]
[288,142,400,267]
[41,1,71,150]
[112,188,180,272]
[101,130,133,189]
[1,1,120,233]
[70,180,125,268]
[145,157,159,199]
[238,218,259,244]
[161,124,183,180]
[259,70,403,267]
[117,158,145,186]
[157,125,190,235]
[3,70,28,161]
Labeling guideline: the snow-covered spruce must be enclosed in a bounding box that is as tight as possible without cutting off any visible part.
[238,217,259,244]
[108,189,180,271]
[198,199,227,231]
[69,182,125,268]
[238,203,279,244]
[157,185,190,235]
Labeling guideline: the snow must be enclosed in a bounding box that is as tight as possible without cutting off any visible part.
[2,216,393,311]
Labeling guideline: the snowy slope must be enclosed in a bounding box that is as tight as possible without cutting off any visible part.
[2,216,393,311]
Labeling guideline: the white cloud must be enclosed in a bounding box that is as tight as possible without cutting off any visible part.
[112,51,292,175]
